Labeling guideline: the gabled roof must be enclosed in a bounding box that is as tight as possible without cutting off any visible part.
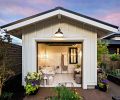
[101,32,120,39]
[0,7,119,32]
[102,39,120,45]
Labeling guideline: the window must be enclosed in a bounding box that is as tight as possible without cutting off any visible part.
[117,48,120,54]
[69,47,78,64]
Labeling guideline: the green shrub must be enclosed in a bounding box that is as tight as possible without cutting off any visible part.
[110,54,120,61]
[109,69,120,78]
[0,92,13,100]
[97,40,109,66]
[98,62,107,70]
[52,86,83,100]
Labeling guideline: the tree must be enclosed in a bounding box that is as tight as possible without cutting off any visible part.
[97,40,109,68]
[0,30,14,96]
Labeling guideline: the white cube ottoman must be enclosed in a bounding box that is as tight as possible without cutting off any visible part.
[47,76,54,85]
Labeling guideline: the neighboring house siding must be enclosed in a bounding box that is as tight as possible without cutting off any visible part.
[108,45,120,54]
[0,42,22,74]
[22,17,97,89]
[102,39,120,54]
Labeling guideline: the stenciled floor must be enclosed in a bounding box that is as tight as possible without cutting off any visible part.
[40,73,81,87]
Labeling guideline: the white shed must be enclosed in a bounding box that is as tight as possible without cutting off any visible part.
[1,7,119,89]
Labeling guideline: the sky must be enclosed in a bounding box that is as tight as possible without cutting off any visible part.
[0,0,120,27]
[0,0,120,45]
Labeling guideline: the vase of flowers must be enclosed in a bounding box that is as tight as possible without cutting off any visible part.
[25,72,42,95]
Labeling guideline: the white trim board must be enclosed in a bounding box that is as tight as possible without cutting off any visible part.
[32,38,89,89]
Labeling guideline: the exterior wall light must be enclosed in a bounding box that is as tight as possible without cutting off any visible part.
[55,28,63,37]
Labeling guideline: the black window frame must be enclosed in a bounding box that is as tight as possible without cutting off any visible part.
[69,47,78,64]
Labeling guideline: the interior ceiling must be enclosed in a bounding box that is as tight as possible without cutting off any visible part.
[39,42,82,46]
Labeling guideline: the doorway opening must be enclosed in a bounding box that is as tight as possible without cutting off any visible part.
[37,42,83,87]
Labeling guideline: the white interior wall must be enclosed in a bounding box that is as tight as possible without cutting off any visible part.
[37,44,82,73]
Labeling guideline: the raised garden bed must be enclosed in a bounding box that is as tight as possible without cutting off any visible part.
[107,74,120,86]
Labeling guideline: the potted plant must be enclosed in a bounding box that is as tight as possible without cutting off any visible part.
[98,79,109,92]
[76,64,80,68]
[25,72,42,95]
[97,71,109,92]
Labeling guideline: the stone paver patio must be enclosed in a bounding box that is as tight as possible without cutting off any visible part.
[24,81,120,100]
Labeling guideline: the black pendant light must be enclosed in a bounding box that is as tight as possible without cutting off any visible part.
[55,28,63,37]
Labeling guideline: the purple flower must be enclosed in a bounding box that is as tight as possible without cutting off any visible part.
[31,80,40,86]
[31,81,35,86]
[102,79,109,84]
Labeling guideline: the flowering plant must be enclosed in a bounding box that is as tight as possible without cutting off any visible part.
[97,71,109,92]
[25,72,42,95]
[98,71,108,83]
[102,79,109,84]
[53,86,83,100]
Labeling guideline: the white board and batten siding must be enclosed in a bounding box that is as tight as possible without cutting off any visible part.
[22,17,97,89]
